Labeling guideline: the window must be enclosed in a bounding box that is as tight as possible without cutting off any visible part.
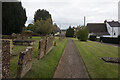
[114,33,115,35]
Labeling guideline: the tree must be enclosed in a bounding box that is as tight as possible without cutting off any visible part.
[52,23,60,33]
[66,26,74,37]
[27,23,35,32]
[34,18,53,36]
[76,26,88,41]
[2,1,27,35]
[34,9,51,22]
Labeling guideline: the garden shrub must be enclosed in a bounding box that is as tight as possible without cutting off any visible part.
[76,26,88,41]
[89,35,97,41]
[66,27,74,37]
[100,37,119,44]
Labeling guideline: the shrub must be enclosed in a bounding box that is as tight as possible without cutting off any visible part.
[100,37,119,44]
[34,18,53,36]
[89,35,97,41]
[76,26,88,41]
[66,27,74,37]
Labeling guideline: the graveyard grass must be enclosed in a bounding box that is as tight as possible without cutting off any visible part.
[10,36,41,78]
[24,37,67,78]
[10,36,67,78]
[73,38,118,78]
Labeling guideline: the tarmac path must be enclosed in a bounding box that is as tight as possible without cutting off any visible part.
[53,38,89,78]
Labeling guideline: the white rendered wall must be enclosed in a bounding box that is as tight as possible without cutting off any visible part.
[104,23,118,37]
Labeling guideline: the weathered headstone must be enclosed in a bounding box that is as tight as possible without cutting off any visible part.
[38,35,54,60]
[13,40,35,46]
[11,33,17,40]
[17,47,33,78]
[38,39,46,60]
[54,41,56,46]
[45,35,54,54]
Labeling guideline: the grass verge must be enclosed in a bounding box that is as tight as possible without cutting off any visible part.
[24,38,67,78]
[73,38,118,78]
[10,36,67,78]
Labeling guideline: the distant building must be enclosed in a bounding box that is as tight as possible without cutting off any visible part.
[118,1,120,22]
[106,21,120,37]
[87,23,109,37]
[87,21,120,38]
[61,29,67,36]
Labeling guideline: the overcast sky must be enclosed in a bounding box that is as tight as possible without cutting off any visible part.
[21,0,119,29]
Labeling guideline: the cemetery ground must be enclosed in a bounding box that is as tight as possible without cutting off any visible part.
[10,36,67,78]
[9,37,118,78]
[73,38,118,78]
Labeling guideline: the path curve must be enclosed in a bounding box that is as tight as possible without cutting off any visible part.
[53,38,89,78]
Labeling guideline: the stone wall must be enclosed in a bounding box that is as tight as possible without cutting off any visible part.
[17,47,33,78]
[2,39,14,54]
[38,36,54,60]
[2,40,10,79]
[0,40,2,80]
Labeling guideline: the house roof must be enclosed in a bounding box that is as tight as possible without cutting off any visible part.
[87,23,109,35]
[107,21,120,27]
[61,29,67,31]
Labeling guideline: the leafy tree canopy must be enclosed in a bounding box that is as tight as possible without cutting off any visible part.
[34,9,52,22]
[66,26,74,37]
[26,23,35,32]
[53,23,60,33]
[34,18,53,36]
[2,1,27,35]
[76,26,89,41]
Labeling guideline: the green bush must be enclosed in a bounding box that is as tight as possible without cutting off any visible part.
[66,27,74,37]
[76,26,88,41]
[34,18,53,36]
[100,37,119,44]
[89,35,97,41]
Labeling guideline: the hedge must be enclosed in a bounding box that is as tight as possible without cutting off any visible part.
[89,35,97,41]
[100,37,120,44]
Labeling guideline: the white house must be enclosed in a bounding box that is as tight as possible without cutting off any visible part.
[87,21,120,38]
[87,1,120,38]
[105,21,120,37]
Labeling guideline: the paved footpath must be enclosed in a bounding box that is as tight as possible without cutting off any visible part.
[53,39,89,78]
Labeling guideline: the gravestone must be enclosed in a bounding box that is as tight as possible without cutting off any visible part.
[45,35,54,54]
[11,33,17,40]
[38,39,46,60]
[17,47,33,78]
[38,35,54,60]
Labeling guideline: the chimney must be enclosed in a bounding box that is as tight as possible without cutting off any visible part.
[104,20,107,23]
[112,20,114,22]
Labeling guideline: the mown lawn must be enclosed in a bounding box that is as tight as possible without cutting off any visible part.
[10,36,67,78]
[10,36,41,78]
[73,38,118,78]
[24,38,67,78]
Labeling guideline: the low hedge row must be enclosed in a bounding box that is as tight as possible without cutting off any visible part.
[100,37,120,44]
[89,35,97,41]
